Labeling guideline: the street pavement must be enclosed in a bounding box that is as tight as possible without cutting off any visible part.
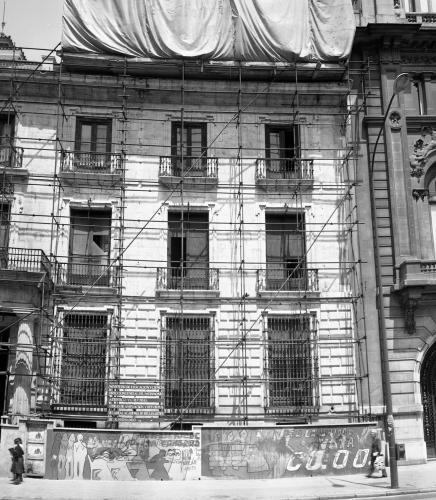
[1,462,436,500]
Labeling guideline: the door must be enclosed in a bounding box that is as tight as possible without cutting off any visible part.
[421,343,436,458]
[0,327,10,415]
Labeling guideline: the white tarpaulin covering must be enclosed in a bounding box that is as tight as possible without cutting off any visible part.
[62,0,355,62]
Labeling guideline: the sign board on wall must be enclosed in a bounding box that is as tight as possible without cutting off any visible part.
[108,380,161,421]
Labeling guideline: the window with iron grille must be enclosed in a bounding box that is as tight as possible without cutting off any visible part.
[59,313,108,408]
[69,208,111,286]
[266,315,317,412]
[171,122,207,175]
[265,124,299,179]
[265,213,306,291]
[74,117,112,171]
[163,316,214,414]
[168,211,209,290]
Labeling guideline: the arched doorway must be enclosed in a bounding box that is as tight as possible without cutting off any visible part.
[421,342,436,458]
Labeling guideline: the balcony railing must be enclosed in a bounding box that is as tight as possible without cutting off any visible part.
[57,258,114,287]
[61,151,122,173]
[0,145,24,169]
[406,12,436,22]
[255,158,314,181]
[0,247,52,274]
[159,156,218,178]
[157,267,219,291]
[257,267,319,292]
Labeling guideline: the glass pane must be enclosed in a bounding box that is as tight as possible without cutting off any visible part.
[427,81,436,114]
[79,124,92,152]
[95,124,109,153]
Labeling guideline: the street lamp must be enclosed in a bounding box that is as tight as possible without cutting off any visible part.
[368,72,409,489]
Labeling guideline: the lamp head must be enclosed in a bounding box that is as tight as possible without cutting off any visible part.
[393,73,410,95]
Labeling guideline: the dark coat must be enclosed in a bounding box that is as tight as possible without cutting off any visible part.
[10,444,25,474]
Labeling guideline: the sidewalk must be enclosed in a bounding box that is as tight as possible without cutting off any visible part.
[1,463,436,500]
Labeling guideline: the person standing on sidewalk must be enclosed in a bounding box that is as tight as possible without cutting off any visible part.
[9,437,25,484]
[366,429,387,478]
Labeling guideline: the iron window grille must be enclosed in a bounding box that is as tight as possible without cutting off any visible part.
[162,315,215,415]
[53,312,109,412]
[264,315,319,415]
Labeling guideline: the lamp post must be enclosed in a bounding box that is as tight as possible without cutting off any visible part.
[368,72,409,489]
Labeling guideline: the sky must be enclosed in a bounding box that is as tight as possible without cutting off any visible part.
[3,0,63,56]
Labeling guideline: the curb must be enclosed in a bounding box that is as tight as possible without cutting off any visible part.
[288,486,436,500]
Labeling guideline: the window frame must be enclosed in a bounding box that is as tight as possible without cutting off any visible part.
[171,122,208,175]
[161,314,215,415]
[264,314,318,414]
[75,117,113,154]
[265,124,299,178]
[68,207,112,286]
[54,311,110,412]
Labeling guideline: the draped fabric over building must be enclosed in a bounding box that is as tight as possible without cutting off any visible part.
[62,0,355,62]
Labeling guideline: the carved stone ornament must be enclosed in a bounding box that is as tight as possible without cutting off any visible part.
[403,297,418,335]
[389,111,402,129]
[412,188,429,201]
[410,129,436,179]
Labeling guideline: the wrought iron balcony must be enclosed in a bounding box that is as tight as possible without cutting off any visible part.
[159,156,218,179]
[256,267,319,293]
[57,258,115,287]
[0,144,24,169]
[61,151,122,173]
[256,158,314,180]
[0,247,52,274]
[156,267,219,291]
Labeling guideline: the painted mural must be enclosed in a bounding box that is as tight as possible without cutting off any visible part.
[46,430,200,481]
[201,425,376,479]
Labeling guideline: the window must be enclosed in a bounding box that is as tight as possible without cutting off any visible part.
[0,114,15,168]
[59,313,108,408]
[68,208,111,286]
[266,315,317,411]
[163,316,214,413]
[265,213,306,290]
[171,122,207,176]
[404,78,425,116]
[406,0,436,12]
[0,203,10,269]
[265,125,299,179]
[74,117,112,170]
[168,211,209,289]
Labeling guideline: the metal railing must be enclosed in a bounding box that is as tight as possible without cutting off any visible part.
[56,258,114,287]
[61,151,122,173]
[255,158,314,181]
[257,267,319,292]
[157,267,219,291]
[0,145,24,169]
[159,156,218,178]
[0,247,52,274]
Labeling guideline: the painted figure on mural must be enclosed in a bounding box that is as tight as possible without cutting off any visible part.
[65,433,75,479]
[73,433,88,479]
[9,437,25,485]
[366,430,387,479]
[147,449,170,480]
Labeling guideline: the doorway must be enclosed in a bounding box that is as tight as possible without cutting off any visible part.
[0,327,10,416]
[421,342,436,458]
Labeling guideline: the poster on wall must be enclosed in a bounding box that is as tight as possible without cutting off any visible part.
[201,425,375,479]
[45,429,201,481]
